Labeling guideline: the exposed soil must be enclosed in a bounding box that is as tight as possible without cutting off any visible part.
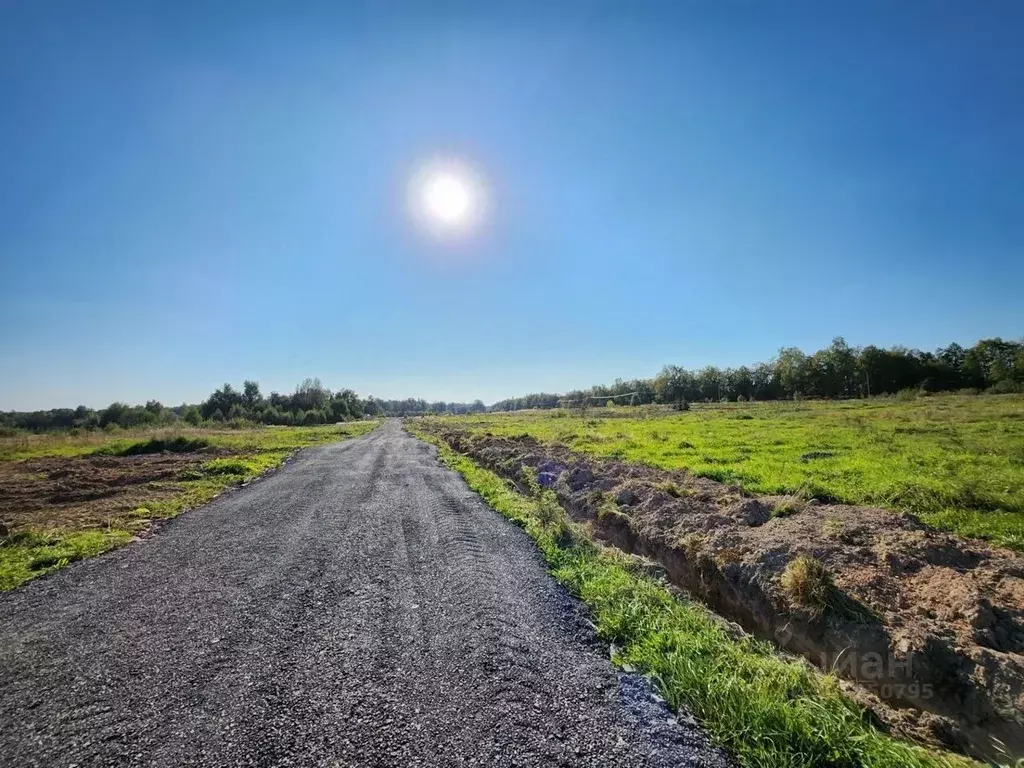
[0,453,212,533]
[431,427,1024,762]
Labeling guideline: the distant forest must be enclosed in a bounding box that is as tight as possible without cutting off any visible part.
[491,336,1024,412]
[2,337,1021,432]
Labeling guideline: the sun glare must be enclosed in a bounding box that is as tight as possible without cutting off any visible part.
[408,159,486,239]
[424,174,470,223]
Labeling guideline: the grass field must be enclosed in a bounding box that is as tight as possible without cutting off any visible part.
[412,425,974,768]
[0,422,377,590]
[437,394,1024,550]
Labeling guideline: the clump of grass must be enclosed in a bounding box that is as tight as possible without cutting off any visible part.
[772,497,804,517]
[519,464,542,496]
[800,450,835,461]
[536,493,563,528]
[417,429,970,768]
[780,555,834,619]
[657,481,684,498]
[679,531,706,560]
[822,517,846,538]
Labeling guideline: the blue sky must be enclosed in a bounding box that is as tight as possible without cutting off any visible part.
[1,1,1021,409]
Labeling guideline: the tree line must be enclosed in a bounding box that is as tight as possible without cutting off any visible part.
[0,377,485,433]
[2,337,1021,432]
[490,336,1024,411]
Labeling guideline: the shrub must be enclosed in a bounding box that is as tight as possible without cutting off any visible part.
[987,379,1021,395]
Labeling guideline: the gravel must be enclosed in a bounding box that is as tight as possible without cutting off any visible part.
[0,420,732,767]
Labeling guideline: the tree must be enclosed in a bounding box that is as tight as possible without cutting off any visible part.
[938,343,966,373]
[242,380,262,409]
[774,347,810,398]
[99,402,129,428]
[653,365,691,406]
[696,366,723,401]
[202,384,243,420]
[294,378,329,412]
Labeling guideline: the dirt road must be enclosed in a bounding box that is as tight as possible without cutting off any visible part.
[0,420,729,767]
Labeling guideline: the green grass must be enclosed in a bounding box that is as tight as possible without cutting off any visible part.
[0,421,378,590]
[0,422,376,462]
[413,426,974,768]
[0,529,134,590]
[430,394,1024,550]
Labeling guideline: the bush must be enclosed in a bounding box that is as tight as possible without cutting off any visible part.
[987,379,1021,395]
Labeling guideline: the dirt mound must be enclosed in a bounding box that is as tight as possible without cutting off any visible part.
[435,427,1024,762]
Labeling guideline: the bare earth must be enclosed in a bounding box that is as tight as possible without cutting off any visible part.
[0,420,730,767]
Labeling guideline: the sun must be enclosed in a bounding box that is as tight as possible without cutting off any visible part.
[408,159,486,238]
[424,174,471,224]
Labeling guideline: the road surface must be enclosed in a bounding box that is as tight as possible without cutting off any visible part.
[0,420,730,767]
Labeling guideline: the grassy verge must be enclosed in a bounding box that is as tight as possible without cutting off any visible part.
[438,394,1024,550]
[0,422,378,591]
[412,424,976,768]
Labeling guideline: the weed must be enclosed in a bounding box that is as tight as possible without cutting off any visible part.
[536,492,563,528]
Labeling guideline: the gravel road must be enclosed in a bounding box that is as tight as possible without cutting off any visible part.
[0,420,731,767]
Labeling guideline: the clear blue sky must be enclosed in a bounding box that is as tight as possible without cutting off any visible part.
[2,1,1021,410]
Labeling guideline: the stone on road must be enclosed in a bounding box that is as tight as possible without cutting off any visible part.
[0,420,730,767]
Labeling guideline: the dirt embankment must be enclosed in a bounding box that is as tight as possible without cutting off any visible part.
[432,427,1024,762]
